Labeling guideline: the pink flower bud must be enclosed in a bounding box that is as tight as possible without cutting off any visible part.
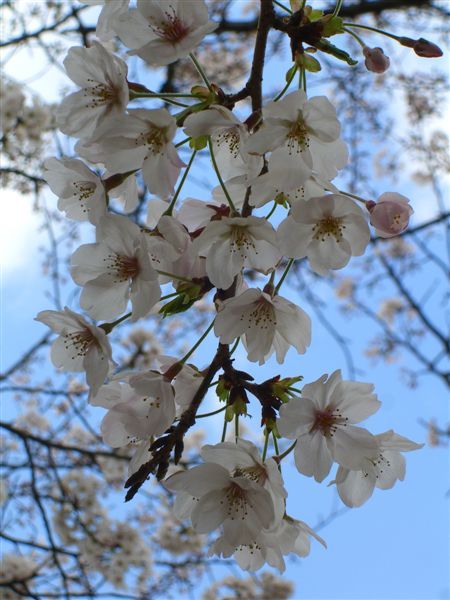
[413,38,443,58]
[367,193,413,238]
[363,46,390,73]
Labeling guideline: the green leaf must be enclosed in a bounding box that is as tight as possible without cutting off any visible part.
[285,64,297,82]
[321,15,345,37]
[315,39,358,65]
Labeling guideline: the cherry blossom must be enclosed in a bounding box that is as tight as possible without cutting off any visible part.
[97,371,176,447]
[77,108,184,199]
[192,216,281,290]
[115,0,217,66]
[71,215,161,321]
[278,194,370,275]
[214,288,311,365]
[278,370,380,482]
[332,430,423,507]
[35,307,113,396]
[184,106,263,180]
[245,90,342,185]
[56,42,129,141]
[210,515,326,573]
[83,0,129,41]
[200,439,287,521]
[164,462,276,547]
[43,157,107,224]
[366,192,414,237]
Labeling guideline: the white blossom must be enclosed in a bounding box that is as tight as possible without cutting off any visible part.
[278,370,380,482]
[214,288,311,365]
[77,108,184,199]
[43,157,107,224]
[278,194,370,275]
[71,215,161,321]
[245,90,342,185]
[35,307,113,396]
[98,372,175,447]
[83,0,129,41]
[164,461,276,547]
[56,42,129,140]
[332,430,423,507]
[184,105,263,180]
[192,216,281,290]
[115,0,217,66]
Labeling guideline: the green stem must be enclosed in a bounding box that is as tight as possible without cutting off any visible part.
[208,139,238,215]
[274,65,298,102]
[276,440,297,461]
[235,415,240,440]
[100,311,131,334]
[343,22,400,42]
[197,405,226,418]
[264,202,278,220]
[262,429,270,461]
[189,52,213,92]
[221,417,228,442]
[300,0,307,9]
[274,259,294,294]
[273,0,292,13]
[272,432,280,455]
[300,66,307,92]
[229,337,240,356]
[344,27,366,48]
[288,386,302,394]
[175,137,191,148]
[160,291,181,301]
[156,270,193,284]
[165,149,197,215]
[333,0,343,16]
[129,90,189,108]
[180,319,215,364]
[338,189,367,204]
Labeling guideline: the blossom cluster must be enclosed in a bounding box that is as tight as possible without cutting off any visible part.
[34,0,432,575]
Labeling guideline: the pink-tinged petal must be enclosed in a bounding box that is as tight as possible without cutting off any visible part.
[277,216,312,259]
[130,277,161,320]
[377,430,424,452]
[302,370,341,411]
[303,96,340,142]
[245,125,290,155]
[164,463,230,496]
[205,238,243,290]
[173,492,197,520]
[200,440,258,470]
[90,382,125,408]
[375,451,406,489]
[101,410,130,448]
[191,489,228,533]
[332,381,380,423]
[184,106,237,137]
[278,397,316,438]
[50,335,84,372]
[331,425,378,471]
[84,344,109,397]
[80,275,130,322]
[294,432,333,482]
[335,467,376,507]
[307,236,352,274]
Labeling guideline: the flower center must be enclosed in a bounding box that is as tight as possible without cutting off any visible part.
[63,329,95,359]
[246,299,276,330]
[138,126,166,154]
[73,181,96,214]
[310,406,348,437]
[214,128,240,158]
[312,215,345,242]
[149,7,189,44]
[104,254,140,283]
[85,81,117,107]
[233,465,267,485]
[286,113,310,154]
[230,226,256,259]
[224,482,251,520]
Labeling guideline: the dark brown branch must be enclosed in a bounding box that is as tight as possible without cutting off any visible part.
[124,343,230,501]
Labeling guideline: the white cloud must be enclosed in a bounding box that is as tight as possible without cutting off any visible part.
[0,189,43,280]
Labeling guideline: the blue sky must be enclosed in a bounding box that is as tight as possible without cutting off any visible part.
[2,3,449,599]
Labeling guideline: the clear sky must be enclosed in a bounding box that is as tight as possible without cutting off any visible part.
[2,3,449,599]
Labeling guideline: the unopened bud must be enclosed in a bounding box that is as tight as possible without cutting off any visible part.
[413,38,443,58]
[363,46,390,73]
[367,192,413,238]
